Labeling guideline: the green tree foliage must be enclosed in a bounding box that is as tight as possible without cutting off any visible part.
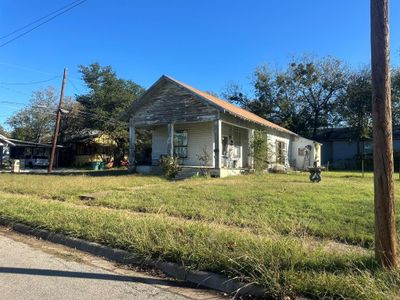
[337,68,372,142]
[0,124,8,136]
[224,56,348,138]
[283,56,347,137]
[7,87,58,142]
[223,67,299,131]
[250,130,271,172]
[59,98,85,143]
[391,68,400,125]
[76,63,145,165]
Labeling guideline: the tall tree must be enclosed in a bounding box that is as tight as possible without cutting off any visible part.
[0,124,7,136]
[337,68,373,152]
[76,63,145,165]
[286,56,347,137]
[371,0,398,268]
[7,87,58,143]
[224,57,347,137]
[59,98,85,143]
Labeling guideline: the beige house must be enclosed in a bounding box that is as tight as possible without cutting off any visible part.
[128,75,321,177]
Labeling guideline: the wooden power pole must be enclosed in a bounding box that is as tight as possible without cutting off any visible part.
[370,0,398,268]
[48,68,67,173]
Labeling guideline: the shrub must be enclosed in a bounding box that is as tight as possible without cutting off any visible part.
[250,130,271,172]
[160,156,182,179]
[196,146,213,176]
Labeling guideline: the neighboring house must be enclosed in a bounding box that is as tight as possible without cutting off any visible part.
[59,130,116,167]
[0,134,60,169]
[128,75,321,177]
[314,127,400,169]
[314,128,367,168]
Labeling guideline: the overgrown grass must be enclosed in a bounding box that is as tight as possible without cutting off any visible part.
[0,171,399,298]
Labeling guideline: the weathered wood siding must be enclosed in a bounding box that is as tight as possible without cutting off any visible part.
[151,122,214,166]
[131,81,219,127]
[151,126,168,164]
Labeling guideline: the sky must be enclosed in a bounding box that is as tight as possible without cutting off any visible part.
[0,0,400,128]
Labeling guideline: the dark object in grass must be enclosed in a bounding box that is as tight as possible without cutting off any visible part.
[308,162,324,183]
[79,191,112,201]
[79,194,96,201]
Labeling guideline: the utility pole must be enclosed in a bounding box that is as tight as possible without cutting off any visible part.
[370,0,398,268]
[48,68,67,173]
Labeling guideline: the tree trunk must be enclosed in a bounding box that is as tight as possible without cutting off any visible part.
[312,111,319,138]
[371,0,398,268]
[113,138,126,167]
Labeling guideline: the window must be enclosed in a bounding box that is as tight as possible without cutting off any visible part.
[298,148,305,156]
[275,140,287,164]
[174,130,188,158]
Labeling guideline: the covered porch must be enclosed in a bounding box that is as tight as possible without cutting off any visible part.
[129,120,254,177]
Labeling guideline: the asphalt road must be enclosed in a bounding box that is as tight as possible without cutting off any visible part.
[0,228,223,300]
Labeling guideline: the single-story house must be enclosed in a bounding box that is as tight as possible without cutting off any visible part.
[59,130,116,167]
[0,134,61,169]
[128,75,321,177]
[314,127,400,169]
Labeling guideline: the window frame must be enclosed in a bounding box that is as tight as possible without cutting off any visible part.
[173,130,188,158]
[275,140,287,164]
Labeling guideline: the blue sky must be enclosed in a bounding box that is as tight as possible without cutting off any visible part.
[1,0,400,127]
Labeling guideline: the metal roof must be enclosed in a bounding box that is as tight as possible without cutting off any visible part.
[164,76,297,136]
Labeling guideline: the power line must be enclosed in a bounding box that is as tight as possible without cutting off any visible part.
[0,100,128,125]
[0,75,60,86]
[0,62,56,76]
[0,0,87,48]
[0,0,84,40]
[0,100,28,106]
[0,61,84,82]
[67,78,84,94]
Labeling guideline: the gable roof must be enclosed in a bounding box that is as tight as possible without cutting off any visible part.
[164,76,296,135]
[130,75,296,136]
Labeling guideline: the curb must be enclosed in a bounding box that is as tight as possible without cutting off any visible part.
[0,219,266,298]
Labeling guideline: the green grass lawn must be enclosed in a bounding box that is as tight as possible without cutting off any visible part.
[0,171,399,299]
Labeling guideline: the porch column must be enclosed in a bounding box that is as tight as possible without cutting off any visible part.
[128,124,136,172]
[167,123,174,157]
[213,120,222,168]
[248,128,254,169]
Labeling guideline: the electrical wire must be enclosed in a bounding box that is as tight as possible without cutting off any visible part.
[0,75,60,85]
[0,100,128,126]
[0,61,84,82]
[0,0,87,48]
[0,100,28,106]
[67,78,85,94]
[0,0,84,40]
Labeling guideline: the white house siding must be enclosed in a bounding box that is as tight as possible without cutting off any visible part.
[151,122,213,166]
[151,126,168,164]
[221,123,249,168]
[150,121,322,172]
[265,130,291,167]
[291,136,321,169]
[175,122,213,166]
